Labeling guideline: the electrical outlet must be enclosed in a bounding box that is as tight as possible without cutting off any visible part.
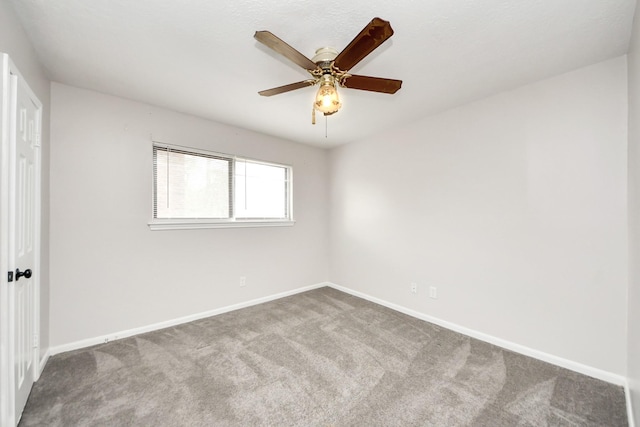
[239,276,246,287]
[429,286,438,299]
[410,282,417,294]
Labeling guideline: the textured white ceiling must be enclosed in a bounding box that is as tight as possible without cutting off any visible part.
[9,0,637,147]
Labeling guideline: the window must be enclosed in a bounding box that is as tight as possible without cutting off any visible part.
[150,143,293,230]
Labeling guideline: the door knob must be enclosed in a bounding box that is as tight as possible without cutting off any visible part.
[15,268,32,281]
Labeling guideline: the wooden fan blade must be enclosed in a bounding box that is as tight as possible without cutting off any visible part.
[341,75,402,94]
[254,31,319,71]
[258,80,316,96]
[333,17,394,72]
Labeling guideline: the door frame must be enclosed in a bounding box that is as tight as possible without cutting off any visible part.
[0,53,43,427]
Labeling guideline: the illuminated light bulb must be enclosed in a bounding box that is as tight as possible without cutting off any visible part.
[314,74,341,115]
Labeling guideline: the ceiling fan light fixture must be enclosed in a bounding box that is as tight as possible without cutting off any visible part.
[314,74,341,115]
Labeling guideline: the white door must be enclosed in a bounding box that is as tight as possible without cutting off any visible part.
[11,69,39,421]
[0,54,42,427]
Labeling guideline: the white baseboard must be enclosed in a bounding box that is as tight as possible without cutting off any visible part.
[327,282,627,387]
[37,348,50,379]
[627,381,637,427]
[51,280,625,385]
[50,282,328,356]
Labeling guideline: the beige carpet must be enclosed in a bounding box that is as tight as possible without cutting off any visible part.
[19,287,628,426]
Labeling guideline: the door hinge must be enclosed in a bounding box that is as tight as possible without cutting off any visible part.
[33,334,39,348]
[7,271,13,282]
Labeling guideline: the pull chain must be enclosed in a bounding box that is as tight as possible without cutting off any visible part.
[311,105,329,139]
[325,115,328,138]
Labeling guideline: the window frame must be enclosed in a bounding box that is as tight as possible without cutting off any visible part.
[148,142,294,230]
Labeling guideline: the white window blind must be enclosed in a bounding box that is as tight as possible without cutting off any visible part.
[153,145,232,219]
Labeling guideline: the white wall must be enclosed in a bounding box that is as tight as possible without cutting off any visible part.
[329,57,628,375]
[49,83,329,347]
[0,0,51,359]
[628,2,640,423]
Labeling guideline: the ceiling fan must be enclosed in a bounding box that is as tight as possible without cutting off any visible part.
[254,17,402,123]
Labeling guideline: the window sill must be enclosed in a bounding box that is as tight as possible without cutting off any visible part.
[148,219,296,231]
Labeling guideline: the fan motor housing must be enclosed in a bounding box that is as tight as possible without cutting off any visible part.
[312,47,338,68]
